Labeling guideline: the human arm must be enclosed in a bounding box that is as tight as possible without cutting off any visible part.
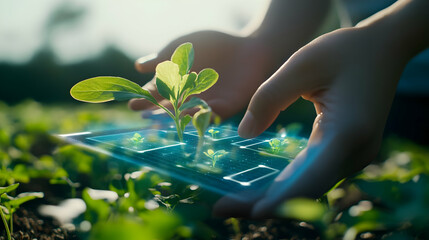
[128,0,331,119]
[214,0,429,218]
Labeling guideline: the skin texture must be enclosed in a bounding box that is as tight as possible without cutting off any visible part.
[128,0,331,118]
[215,0,429,218]
[130,0,429,218]
[129,32,276,118]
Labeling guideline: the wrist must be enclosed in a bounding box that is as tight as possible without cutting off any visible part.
[246,0,333,66]
[356,0,429,63]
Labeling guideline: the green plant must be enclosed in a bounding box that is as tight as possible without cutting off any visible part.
[208,128,220,139]
[127,133,144,148]
[82,170,196,240]
[268,138,287,154]
[0,183,43,240]
[203,149,228,167]
[70,43,218,142]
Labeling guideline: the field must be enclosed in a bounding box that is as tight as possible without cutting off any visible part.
[1,100,429,240]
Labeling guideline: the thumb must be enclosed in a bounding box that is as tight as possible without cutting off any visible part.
[135,53,161,73]
[238,66,303,139]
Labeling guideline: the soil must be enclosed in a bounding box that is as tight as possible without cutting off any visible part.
[218,218,322,240]
[0,208,79,240]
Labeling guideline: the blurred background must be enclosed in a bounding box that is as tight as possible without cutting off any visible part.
[0,0,267,103]
[1,0,428,142]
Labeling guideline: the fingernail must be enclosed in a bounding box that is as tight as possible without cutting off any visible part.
[238,111,257,138]
[136,53,158,64]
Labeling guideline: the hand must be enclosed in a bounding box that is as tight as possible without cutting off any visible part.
[214,26,408,218]
[128,31,277,119]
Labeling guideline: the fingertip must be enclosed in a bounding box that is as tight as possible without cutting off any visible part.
[135,53,158,73]
[128,98,150,111]
[128,99,139,110]
[238,111,257,138]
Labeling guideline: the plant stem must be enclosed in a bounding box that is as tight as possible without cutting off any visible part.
[10,211,13,236]
[0,208,11,240]
[172,101,183,142]
[156,103,175,119]
[173,111,183,142]
[174,116,183,142]
[156,101,183,141]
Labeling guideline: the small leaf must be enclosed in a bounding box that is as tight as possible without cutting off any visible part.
[70,77,157,104]
[0,183,19,195]
[155,61,181,99]
[269,138,281,148]
[181,72,198,100]
[193,108,211,138]
[179,97,208,112]
[214,150,228,157]
[171,42,194,76]
[1,193,12,203]
[180,115,192,131]
[0,205,9,215]
[187,69,219,96]
[9,192,44,208]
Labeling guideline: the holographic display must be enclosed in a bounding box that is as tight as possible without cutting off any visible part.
[58,124,307,198]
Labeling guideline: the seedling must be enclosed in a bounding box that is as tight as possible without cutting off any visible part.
[70,43,218,142]
[208,128,220,139]
[203,149,228,167]
[0,183,44,240]
[127,133,144,148]
[268,138,288,154]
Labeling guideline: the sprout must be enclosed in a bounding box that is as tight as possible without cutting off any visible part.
[268,138,289,154]
[203,149,228,167]
[0,183,43,240]
[127,133,144,148]
[208,128,220,139]
[70,43,219,142]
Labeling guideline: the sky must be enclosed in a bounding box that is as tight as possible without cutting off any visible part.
[0,0,268,64]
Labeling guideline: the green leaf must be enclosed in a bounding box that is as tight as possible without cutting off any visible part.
[180,115,192,132]
[82,188,110,223]
[155,61,181,99]
[277,198,327,222]
[0,183,19,195]
[269,138,281,148]
[179,97,208,112]
[0,205,9,215]
[214,150,228,158]
[187,69,219,96]
[171,42,194,76]
[156,77,173,100]
[181,72,198,100]
[192,108,212,138]
[70,77,157,104]
[8,192,44,208]
[132,133,142,140]
[204,149,214,158]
